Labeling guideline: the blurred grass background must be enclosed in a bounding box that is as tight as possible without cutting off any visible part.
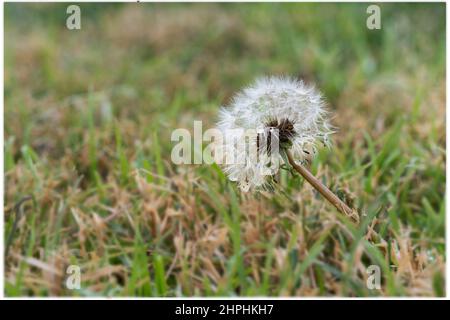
[4,3,445,297]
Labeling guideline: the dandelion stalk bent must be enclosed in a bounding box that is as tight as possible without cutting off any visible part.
[284,149,359,224]
[215,76,359,223]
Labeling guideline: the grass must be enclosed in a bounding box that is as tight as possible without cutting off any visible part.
[4,3,446,297]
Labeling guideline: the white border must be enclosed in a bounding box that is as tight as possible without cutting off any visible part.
[0,0,448,300]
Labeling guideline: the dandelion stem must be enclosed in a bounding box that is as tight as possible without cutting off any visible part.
[285,149,359,224]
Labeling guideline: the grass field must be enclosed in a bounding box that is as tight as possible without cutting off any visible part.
[4,3,446,297]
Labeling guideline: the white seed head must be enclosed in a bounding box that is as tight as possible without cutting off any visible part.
[216,75,333,192]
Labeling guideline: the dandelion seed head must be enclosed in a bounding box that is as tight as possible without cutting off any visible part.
[216,75,333,192]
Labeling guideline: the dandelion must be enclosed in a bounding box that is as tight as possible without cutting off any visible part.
[216,76,358,223]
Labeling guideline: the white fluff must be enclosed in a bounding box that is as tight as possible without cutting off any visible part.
[216,76,333,192]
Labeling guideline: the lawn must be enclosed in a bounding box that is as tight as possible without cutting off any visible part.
[4,3,446,297]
